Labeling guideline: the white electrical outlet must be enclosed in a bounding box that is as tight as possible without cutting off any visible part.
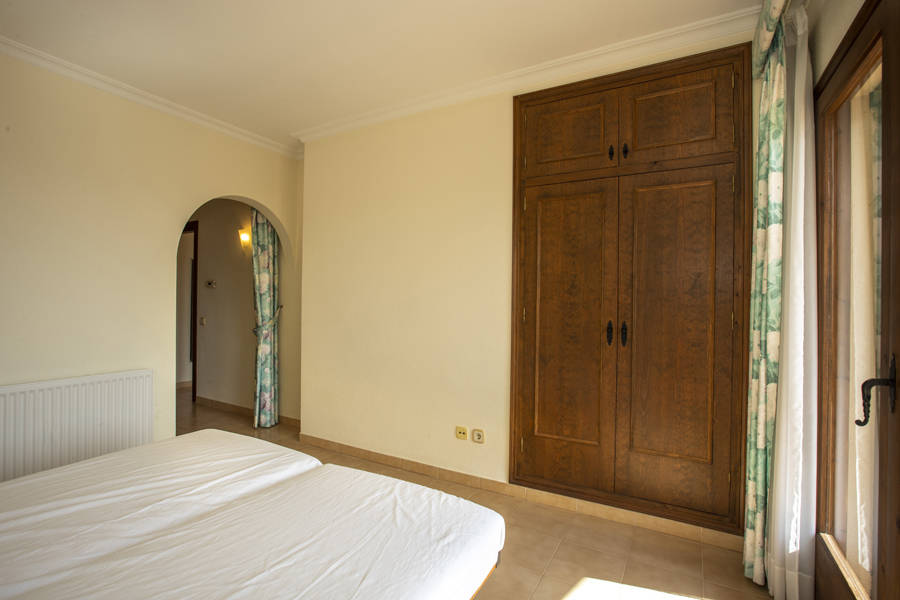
[472,429,485,444]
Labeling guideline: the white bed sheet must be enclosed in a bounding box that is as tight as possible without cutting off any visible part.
[0,429,504,599]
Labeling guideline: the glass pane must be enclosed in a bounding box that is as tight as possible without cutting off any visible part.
[833,58,882,594]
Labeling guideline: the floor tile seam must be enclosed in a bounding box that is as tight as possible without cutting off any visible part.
[527,537,565,600]
[623,552,705,583]
[542,536,564,578]
[557,534,634,563]
[702,575,770,598]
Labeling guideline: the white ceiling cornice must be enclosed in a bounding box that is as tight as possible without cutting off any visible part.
[293,5,760,142]
[1,4,760,152]
[0,34,304,160]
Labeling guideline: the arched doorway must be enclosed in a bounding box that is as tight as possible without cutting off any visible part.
[175,197,283,434]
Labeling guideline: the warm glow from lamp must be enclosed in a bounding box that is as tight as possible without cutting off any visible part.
[239,230,251,246]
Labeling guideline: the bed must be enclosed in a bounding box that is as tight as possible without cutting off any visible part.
[0,429,505,599]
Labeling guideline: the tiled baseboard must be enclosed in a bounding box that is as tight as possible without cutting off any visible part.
[297,433,743,552]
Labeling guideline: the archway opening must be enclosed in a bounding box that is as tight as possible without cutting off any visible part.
[174,197,284,435]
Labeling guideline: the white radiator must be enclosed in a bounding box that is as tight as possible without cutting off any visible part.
[0,369,153,482]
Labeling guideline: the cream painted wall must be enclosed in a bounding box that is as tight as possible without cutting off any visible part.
[808,0,865,82]
[303,95,513,481]
[301,33,752,481]
[190,199,256,410]
[0,51,303,439]
[176,232,194,383]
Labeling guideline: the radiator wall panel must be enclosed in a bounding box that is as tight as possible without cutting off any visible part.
[0,370,153,481]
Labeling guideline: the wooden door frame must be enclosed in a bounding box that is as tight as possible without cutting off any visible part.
[183,220,199,404]
[814,0,898,597]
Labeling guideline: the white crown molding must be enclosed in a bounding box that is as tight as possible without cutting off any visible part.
[294,6,760,142]
[0,34,303,160]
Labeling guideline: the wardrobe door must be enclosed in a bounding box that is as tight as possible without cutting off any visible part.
[523,90,619,178]
[618,65,735,166]
[514,178,618,492]
[615,164,737,516]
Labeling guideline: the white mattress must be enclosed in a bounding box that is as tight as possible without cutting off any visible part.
[0,429,504,599]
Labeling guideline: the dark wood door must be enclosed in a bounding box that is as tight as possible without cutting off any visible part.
[515,178,619,492]
[618,66,735,167]
[183,220,199,404]
[614,164,737,516]
[523,90,619,178]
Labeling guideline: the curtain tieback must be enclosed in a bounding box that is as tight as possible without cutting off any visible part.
[253,305,283,336]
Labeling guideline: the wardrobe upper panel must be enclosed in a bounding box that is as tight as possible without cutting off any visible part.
[524,90,619,178]
[619,65,736,165]
[517,47,745,183]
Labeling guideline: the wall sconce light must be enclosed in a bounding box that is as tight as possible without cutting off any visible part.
[238,229,251,247]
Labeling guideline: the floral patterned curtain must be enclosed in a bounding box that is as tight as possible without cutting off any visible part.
[251,209,280,428]
[744,0,788,585]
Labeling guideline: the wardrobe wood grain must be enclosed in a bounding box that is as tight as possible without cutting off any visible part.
[516,178,619,492]
[510,43,751,533]
[614,164,736,517]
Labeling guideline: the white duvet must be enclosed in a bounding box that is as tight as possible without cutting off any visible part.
[0,430,505,599]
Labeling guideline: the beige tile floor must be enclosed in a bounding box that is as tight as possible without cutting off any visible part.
[176,391,770,600]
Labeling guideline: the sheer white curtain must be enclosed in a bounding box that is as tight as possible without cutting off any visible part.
[764,6,817,600]
[842,63,882,592]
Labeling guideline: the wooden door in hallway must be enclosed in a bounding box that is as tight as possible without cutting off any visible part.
[182,220,198,404]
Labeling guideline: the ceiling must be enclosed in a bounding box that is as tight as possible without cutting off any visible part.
[0,0,759,152]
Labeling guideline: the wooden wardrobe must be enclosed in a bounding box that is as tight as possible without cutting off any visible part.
[510,44,751,533]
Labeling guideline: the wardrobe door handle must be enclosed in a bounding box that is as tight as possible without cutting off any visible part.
[606,321,613,346]
[622,143,629,159]
[608,145,615,160]
[621,321,628,346]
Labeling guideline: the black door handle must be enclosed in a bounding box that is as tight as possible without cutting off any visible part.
[606,321,613,346]
[856,354,896,427]
[608,145,615,160]
[622,143,629,159]
[621,321,628,346]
